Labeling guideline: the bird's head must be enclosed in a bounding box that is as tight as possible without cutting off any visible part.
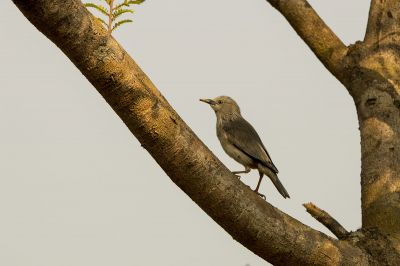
[200,96,241,116]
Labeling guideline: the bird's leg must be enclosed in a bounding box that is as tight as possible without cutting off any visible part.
[232,167,251,179]
[254,172,266,199]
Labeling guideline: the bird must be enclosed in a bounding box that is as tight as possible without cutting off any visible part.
[200,96,290,199]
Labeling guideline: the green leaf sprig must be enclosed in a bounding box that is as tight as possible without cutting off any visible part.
[84,0,145,35]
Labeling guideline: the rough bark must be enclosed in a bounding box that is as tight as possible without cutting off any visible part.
[356,0,400,251]
[365,0,400,46]
[10,0,400,265]
[265,0,400,259]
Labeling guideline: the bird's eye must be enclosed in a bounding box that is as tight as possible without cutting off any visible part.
[218,100,222,104]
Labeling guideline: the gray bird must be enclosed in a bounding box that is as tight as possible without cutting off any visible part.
[200,96,290,199]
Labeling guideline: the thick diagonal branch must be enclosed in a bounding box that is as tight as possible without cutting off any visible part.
[265,0,347,81]
[364,0,400,46]
[12,0,369,265]
[303,202,349,239]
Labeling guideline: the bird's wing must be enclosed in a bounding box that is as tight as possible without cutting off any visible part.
[222,118,279,173]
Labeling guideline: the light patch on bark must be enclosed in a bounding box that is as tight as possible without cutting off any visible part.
[388,79,400,95]
[392,236,400,253]
[363,169,400,206]
[361,117,394,146]
[131,97,172,140]
[360,50,400,85]
[312,241,341,265]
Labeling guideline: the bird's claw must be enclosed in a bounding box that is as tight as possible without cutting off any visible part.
[255,191,266,200]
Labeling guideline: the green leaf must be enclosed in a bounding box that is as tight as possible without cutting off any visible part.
[84,3,109,17]
[127,0,145,4]
[112,19,133,31]
[113,0,143,10]
[112,9,134,21]
[97,17,108,27]
[113,0,129,10]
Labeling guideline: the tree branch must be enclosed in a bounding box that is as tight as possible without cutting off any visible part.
[364,0,400,46]
[265,0,347,80]
[12,0,369,264]
[303,202,349,239]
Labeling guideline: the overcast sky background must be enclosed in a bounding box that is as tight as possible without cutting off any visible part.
[1,1,370,265]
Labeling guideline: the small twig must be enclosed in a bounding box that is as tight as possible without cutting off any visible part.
[303,202,349,239]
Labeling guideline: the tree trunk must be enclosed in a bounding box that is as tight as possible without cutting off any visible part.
[11,0,400,264]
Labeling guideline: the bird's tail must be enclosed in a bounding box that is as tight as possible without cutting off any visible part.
[259,164,290,199]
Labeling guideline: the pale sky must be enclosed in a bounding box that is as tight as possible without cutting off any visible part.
[1,1,370,265]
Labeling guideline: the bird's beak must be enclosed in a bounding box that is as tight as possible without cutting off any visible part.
[200,98,216,105]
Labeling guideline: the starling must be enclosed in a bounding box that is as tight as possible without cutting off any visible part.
[200,96,290,199]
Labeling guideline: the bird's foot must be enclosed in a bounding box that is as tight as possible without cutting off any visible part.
[255,191,266,200]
